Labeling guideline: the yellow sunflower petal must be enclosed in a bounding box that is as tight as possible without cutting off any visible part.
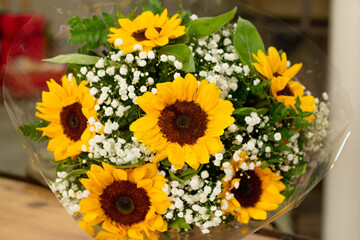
[118,18,138,32]
[129,116,158,132]
[248,207,267,220]
[283,63,303,79]
[167,143,185,169]
[268,47,281,73]
[205,137,223,154]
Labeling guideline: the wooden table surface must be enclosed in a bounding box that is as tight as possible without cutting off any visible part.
[0,176,277,240]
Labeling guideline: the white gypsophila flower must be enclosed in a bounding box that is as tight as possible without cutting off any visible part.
[139,51,147,59]
[147,77,154,85]
[133,44,142,51]
[106,66,115,76]
[97,70,106,77]
[120,65,128,75]
[190,14,198,20]
[95,58,105,68]
[147,50,155,59]
[160,54,168,62]
[174,60,183,69]
[253,78,261,86]
[80,67,87,75]
[274,132,282,141]
[125,54,134,63]
[168,55,176,62]
[174,72,181,79]
[138,60,147,67]
[243,65,250,76]
[115,38,123,46]
[140,86,147,93]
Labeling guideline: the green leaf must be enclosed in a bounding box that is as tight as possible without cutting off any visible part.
[148,0,163,14]
[59,169,87,183]
[114,10,124,20]
[294,119,311,127]
[161,231,171,239]
[300,111,313,118]
[67,14,109,53]
[233,16,265,70]
[233,107,268,116]
[261,162,269,170]
[169,217,191,230]
[168,165,202,184]
[18,121,49,143]
[43,54,101,65]
[157,44,195,72]
[294,96,302,113]
[186,7,237,39]
[102,12,115,27]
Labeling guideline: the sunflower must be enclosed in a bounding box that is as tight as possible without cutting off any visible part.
[36,75,101,161]
[108,9,185,54]
[78,163,171,240]
[252,47,316,121]
[271,78,317,121]
[219,151,285,224]
[252,46,302,82]
[129,73,234,170]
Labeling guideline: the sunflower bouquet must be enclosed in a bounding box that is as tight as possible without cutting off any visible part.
[18,1,331,239]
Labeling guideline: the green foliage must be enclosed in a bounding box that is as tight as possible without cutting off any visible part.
[169,217,192,230]
[186,7,237,39]
[233,107,268,116]
[18,121,49,143]
[233,16,265,71]
[58,169,88,183]
[67,14,114,54]
[43,53,100,65]
[157,44,195,72]
[142,0,163,14]
[168,165,202,184]
[283,163,308,178]
[102,12,115,27]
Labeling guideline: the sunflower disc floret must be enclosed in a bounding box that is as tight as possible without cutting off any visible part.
[130,73,235,170]
[219,151,286,224]
[78,163,171,240]
[35,75,101,161]
[108,9,185,53]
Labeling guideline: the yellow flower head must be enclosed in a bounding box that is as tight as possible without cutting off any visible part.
[35,76,101,161]
[219,151,286,224]
[78,163,171,240]
[252,47,316,122]
[252,46,302,81]
[272,78,317,121]
[108,9,185,53]
[130,73,235,170]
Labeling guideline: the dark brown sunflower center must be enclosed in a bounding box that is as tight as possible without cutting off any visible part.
[158,100,208,146]
[231,170,262,208]
[277,84,293,96]
[100,180,150,226]
[274,72,282,77]
[132,27,162,41]
[60,102,87,141]
[116,197,134,214]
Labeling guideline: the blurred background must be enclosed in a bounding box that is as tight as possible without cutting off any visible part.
[0,0,359,239]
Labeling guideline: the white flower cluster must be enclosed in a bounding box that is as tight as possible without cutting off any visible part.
[50,171,89,215]
[77,49,189,166]
[162,169,224,234]
[224,111,304,175]
[304,94,331,152]
[190,24,250,99]
[88,135,152,165]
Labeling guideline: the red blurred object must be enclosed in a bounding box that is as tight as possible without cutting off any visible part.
[0,13,45,65]
[0,13,47,96]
